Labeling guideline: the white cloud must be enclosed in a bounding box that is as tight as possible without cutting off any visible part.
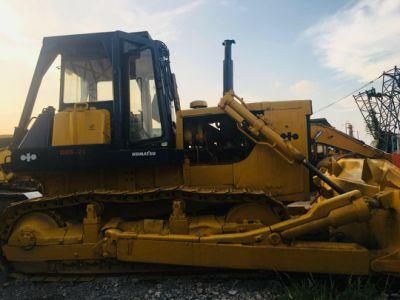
[289,80,317,97]
[0,0,203,65]
[0,0,203,43]
[305,0,400,82]
[336,96,358,110]
[0,0,203,133]
[272,80,282,89]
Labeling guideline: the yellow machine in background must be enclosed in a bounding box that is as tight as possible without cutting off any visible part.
[2,32,400,277]
[0,135,12,184]
[0,148,11,183]
[310,121,391,161]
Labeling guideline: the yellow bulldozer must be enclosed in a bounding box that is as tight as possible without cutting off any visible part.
[1,31,400,278]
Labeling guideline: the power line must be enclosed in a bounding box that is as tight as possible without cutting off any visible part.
[314,74,383,114]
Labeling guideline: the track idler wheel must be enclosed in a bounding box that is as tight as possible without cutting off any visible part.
[7,212,64,249]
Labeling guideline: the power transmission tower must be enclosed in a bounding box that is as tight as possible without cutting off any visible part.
[353,66,400,152]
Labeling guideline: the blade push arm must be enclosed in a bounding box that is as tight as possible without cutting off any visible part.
[218,91,345,194]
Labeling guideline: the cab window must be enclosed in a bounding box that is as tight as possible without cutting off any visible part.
[128,48,162,142]
[63,56,113,103]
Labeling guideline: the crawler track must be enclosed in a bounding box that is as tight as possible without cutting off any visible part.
[0,186,285,280]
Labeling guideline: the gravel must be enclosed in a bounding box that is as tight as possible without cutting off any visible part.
[0,270,395,299]
[0,271,283,300]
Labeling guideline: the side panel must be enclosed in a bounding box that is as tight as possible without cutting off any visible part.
[180,100,312,201]
[11,147,184,195]
[30,165,183,196]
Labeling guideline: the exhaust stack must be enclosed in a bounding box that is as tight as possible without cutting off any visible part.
[223,39,235,95]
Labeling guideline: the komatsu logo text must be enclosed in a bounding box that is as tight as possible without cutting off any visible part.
[131,151,156,157]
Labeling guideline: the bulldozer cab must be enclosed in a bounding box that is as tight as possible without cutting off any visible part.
[10,31,182,172]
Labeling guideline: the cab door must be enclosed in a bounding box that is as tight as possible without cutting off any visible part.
[121,37,174,148]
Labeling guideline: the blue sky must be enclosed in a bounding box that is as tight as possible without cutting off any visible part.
[0,0,399,143]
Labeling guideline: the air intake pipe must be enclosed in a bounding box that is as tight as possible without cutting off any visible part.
[223,39,235,95]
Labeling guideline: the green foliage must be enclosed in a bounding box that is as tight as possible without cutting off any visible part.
[274,274,387,300]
